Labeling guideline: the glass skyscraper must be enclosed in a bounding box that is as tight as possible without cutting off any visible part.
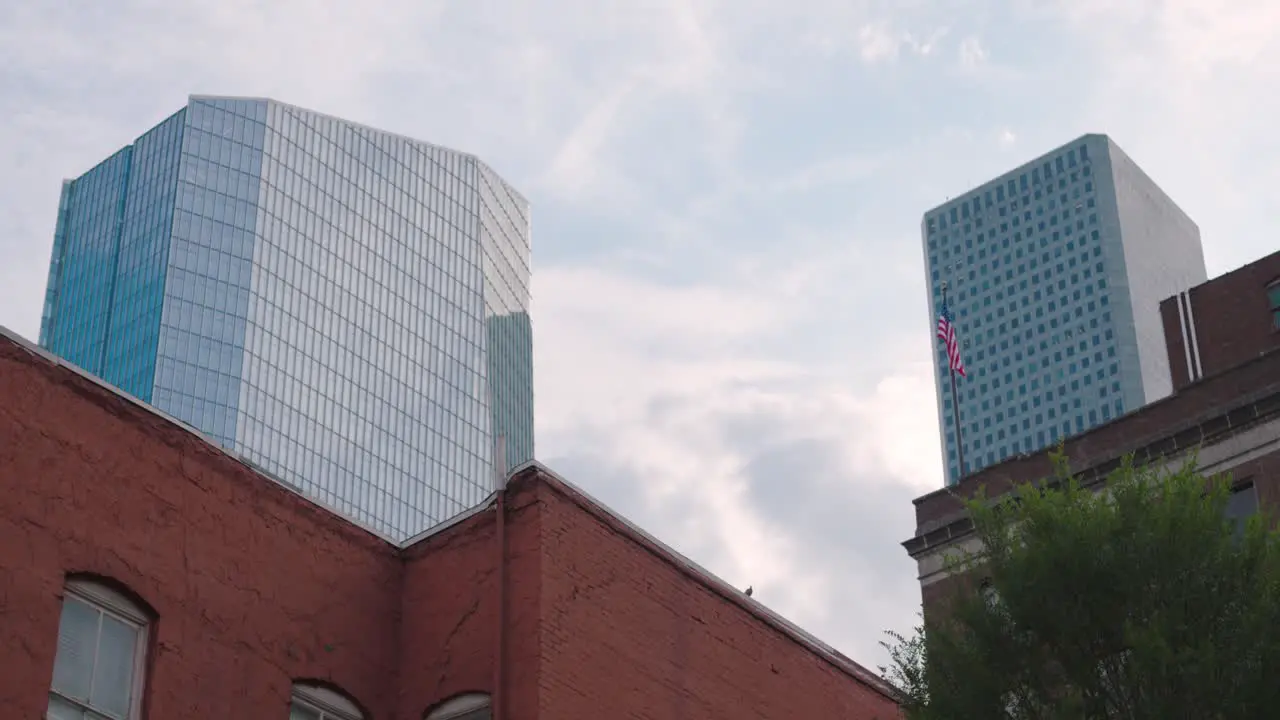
[39,95,534,540]
[922,134,1205,486]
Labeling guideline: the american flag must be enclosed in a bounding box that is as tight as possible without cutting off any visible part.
[937,300,967,378]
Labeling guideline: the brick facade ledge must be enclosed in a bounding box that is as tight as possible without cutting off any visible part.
[526,464,903,702]
[905,347,1280,557]
[0,324,901,706]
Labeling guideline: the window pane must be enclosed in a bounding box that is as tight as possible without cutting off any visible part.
[91,614,138,718]
[47,694,86,720]
[52,598,99,702]
[290,703,322,720]
[1267,284,1280,307]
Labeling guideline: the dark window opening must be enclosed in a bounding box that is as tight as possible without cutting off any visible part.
[1267,279,1280,331]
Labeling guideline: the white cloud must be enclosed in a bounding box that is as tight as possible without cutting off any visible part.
[958,35,988,70]
[532,264,806,432]
[533,261,938,660]
[5,0,1280,675]
[1039,0,1280,268]
[850,22,950,63]
[542,82,643,202]
[767,153,887,195]
[858,23,906,63]
[1050,0,1280,70]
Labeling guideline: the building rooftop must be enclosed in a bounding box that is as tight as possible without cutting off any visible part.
[186,94,528,205]
[1161,248,1280,392]
[903,250,1280,624]
[906,319,1280,556]
[0,323,898,703]
[922,132,1109,218]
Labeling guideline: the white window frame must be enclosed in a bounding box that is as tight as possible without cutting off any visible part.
[48,578,150,720]
[426,693,491,720]
[291,683,363,720]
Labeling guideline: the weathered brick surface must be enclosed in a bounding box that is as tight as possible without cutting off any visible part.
[1226,451,1280,514]
[535,484,903,720]
[919,570,979,622]
[1161,250,1280,391]
[0,334,899,719]
[397,488,545,720]
[914,348,1280,528]
[0,342,403,719]
[398,509,501,717]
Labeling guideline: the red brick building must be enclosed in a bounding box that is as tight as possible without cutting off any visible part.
[905,249,1280,615]
[0,328,902,720]
[1161,248,1280,392]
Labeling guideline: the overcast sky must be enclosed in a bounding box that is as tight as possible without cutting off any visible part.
[3,0,1278,672]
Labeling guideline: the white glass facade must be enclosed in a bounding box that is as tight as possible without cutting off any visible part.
[40,95,534,540]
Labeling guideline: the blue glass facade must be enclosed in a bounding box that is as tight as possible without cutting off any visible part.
[110,110,189,401]
[153,98,264,450]
[41,110,189,402]
[39,96,535,541]
[923,134,1206,486]
[41,148,135,376]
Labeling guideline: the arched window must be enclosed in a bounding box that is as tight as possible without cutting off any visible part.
[290,683,364,720]
[425,693,491,720]
[47,577,151,720]
[1267,279,1280,331]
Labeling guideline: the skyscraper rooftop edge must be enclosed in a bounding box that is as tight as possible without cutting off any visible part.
[921,132,1111,219]
[1099,134,1199,233]
[59,143,135,186]
[186,94,530,206]
[189,93,476,158]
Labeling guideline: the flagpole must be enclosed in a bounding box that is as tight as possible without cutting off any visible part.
[941,282,967,479]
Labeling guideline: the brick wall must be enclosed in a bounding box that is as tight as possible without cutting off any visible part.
[905,251,1280,650]
[1161,250,1280,391]
[913,347,1280,529]
[916,446,1280,621]
[908,338,1280,622]
[0,333,900,720]
[396,485,546,720]
[1226,450,1280,516]
[916,445,1280,607]
[0,340,403,719]
[534,482,902,720]
[398,508,502,718]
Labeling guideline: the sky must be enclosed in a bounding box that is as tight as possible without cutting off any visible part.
[3,0,1279,674]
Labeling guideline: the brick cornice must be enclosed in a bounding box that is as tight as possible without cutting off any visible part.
[904,384,1280,559]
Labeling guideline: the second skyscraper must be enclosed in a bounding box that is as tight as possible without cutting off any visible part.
[922,134,1205,486]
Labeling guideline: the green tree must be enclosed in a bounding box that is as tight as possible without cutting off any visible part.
[883,453,1280,719]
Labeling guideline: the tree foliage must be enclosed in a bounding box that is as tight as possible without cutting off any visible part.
[882,452,1280,719]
